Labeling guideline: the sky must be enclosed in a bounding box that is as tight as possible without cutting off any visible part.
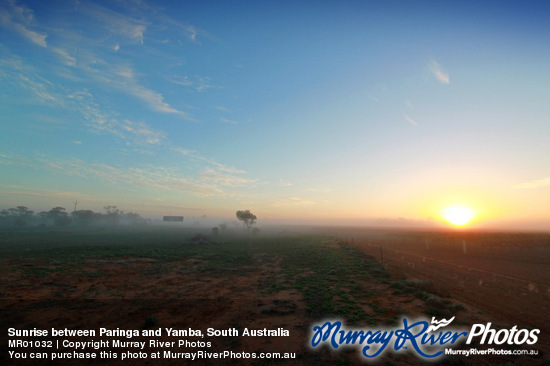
[1,0,549,230]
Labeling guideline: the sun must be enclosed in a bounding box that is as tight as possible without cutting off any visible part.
[441,204,475,227]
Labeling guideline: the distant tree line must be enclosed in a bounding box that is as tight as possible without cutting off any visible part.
[0,205,149,228]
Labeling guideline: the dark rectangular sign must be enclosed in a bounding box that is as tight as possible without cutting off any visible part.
[163,216,184,222]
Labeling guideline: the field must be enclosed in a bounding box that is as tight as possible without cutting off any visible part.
[1,225,549,365]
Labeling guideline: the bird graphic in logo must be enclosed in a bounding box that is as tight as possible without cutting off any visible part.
[426,316,456,332]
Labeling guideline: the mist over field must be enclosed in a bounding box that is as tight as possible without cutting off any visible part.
[1,1,550,363]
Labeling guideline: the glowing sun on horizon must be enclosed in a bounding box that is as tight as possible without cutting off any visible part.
[441,204,476,227]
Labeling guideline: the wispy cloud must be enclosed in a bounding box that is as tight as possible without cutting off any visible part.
[172,147,246,174]
[69,58,192,118]
[0,56,60,104]
[430,61,450,84]
[119,119,165,145]
[0,184,97,202]
[403,114,418,126]
[196,76,213,91]
[131,85,187,115]
[52,47,76,66]
[106,64,192,117]
[153,11,202,43]
[168,74,216,93]
[221,117,238,125]
[14,22,47,47]
[68,89,166,146]
[278,179,293,187]
[271,197,314,208]
[77,1,148,44]
[514,176,550,189]
[25,153,253,198]
[3,1,198,119]
[0,0,47,47]
[169,75,192,86]
[171,147,255,190]
[215,106,232,112]
[198,167,253,187]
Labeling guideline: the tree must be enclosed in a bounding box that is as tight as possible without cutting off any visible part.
[0,206,34,227]
[72,210,95,226]
[46,207,71,227]
[236,210,257,231]
[104,206,123,226]
[124,212,148,225]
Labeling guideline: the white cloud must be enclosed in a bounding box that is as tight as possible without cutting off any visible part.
[78,2,148,44]
[3,1,201,119]
[71,59,191,118]
[171,147,254,190]
[403,114,418,126]
[169,75,192,86]
[15,23,47,47]
[271,197,314,208]
[131,86,185,115]
[186,25,197,42]
[514,176,550,189]
[172,147,246,174]
[221,117,238,125]
[0,184,98,202]
[68,89,166,146]
[168,74,216,93]
[26,154,253,198]
[198,168,253,187]
[430,61,450,84]
[95,63,192,117]
[0,0,47,47]
[0,56,60,104]
[52,47,76,66]
[120,119,165,145]
[154,11,202,43]
[278,179,293,187]
[196,76,214,92]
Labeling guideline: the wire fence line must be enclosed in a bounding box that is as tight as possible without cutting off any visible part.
[349,239,550,303]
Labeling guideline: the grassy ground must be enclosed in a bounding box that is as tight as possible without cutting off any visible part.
[1,227,396,321]
[1,225,541,365]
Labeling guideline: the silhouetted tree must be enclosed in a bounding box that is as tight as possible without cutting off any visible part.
[1,204,152,228]
[104,206,122,226]
[46,207,71,227]
[0,206,34,227]
[236,210,257,231]
[72,210,95,226]
[124,212,148,225]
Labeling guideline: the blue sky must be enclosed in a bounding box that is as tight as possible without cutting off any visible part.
[1,0,549,229]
